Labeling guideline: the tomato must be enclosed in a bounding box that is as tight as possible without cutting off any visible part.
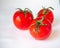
[29,16,52,40]
[13,8,33,30]
[37,7,54,23]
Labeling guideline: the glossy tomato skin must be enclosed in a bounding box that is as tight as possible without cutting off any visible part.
[37,9,54,23]
[13,10,33,30]
[29,17,52,40]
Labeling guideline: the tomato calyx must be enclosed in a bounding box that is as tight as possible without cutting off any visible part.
[24,8,32,13]
[23,8,32,17]
[42,7,54,15]
[16,8,32,14]
[35,16,47,32]
[36,16,47,26]
[16,8,33,18]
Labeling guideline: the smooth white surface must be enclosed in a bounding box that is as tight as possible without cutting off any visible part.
[0,0,60,48]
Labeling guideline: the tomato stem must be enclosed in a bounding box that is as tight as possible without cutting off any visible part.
[42,6,54,15]
[47,7,54,10]
[35,16,47,32]
[39,16,44,22]
[36,16,44,27]
[36,16,47,27]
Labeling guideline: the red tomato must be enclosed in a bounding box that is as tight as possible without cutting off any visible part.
[29,17,52,40]
[37,7,54,23]
[13,8,33,30]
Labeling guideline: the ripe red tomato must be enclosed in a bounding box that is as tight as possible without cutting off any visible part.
[13,8,33,30]
[37,7,54,23]
[29,17,52,40]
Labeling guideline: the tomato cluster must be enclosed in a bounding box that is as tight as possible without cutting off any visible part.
[13,7,54,40]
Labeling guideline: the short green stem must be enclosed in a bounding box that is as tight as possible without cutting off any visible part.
[42,6,54,15]
[36,16,45,27]
[47,7,54,10]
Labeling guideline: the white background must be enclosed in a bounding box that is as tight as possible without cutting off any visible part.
[0,0,60,48]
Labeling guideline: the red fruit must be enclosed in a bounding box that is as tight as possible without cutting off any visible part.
[13,8,33,30]
[37,7,54,23]
[29,16,52,40]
